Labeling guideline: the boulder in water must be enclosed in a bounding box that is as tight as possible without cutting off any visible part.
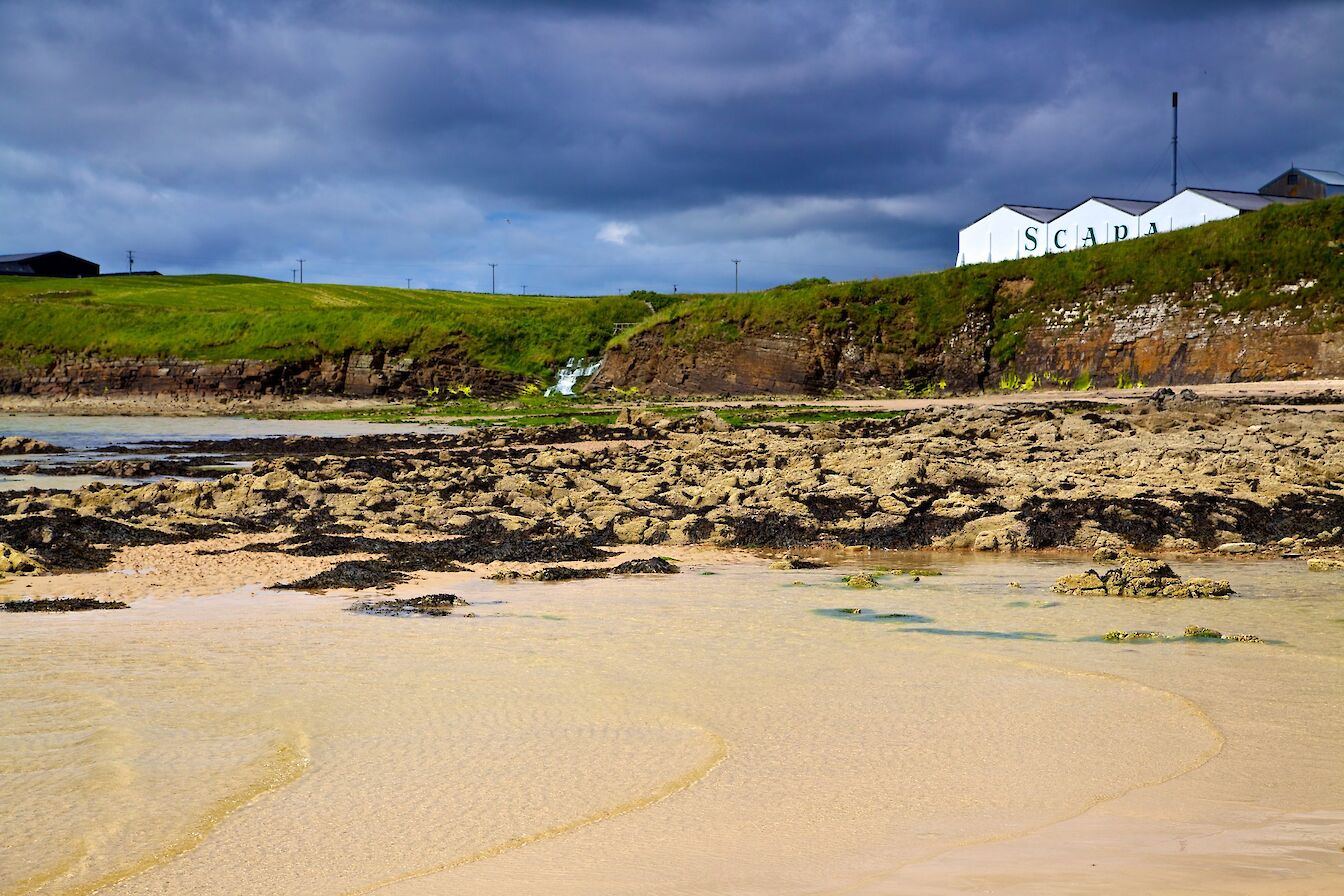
[1053,552,1231,599]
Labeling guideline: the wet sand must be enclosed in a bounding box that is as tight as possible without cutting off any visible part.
[3,545,1341,895]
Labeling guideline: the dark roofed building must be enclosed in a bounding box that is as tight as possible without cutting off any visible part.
[1259,167,1344,200]
[0,251,100,278]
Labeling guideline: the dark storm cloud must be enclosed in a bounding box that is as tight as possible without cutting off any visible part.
[1,0,1341,292]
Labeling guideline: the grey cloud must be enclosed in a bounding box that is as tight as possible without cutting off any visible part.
[0,0,1341,293]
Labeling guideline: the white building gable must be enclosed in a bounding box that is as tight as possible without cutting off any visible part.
[1147,188,1309,233]
[1045,198,1159,254]
[957,205,1064,266]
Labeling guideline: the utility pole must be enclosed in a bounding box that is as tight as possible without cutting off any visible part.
[731,259,741,293]
[488,263,497,294]
[1171,91,1179,198]
[291,268,297,282]
[297,258,305,283]
[405,278,412,289]
[673,284,678,294]
[522,285,527,296]
[127,250,134,273]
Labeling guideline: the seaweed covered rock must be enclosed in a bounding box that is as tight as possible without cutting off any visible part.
[611,556,680,575]
[532,566,610,582]
[1103,630,1162,641]
[349,593,469,617]
[274,560,411,592]
[1053,553,1232,599]
[843,572,880,589]
[2,597,128,612]
[770,553,826,570]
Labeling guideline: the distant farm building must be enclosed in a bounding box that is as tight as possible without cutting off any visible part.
[0,251,100,278]
[957,166,1332,266]
[1259,167,1344,200]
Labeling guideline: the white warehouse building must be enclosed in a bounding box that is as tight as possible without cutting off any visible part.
[958,197,1159,265]
[1146,187,1309,232]
[956,205,1064,266]
[1047,197,1159,254]
[957,166,1324,267]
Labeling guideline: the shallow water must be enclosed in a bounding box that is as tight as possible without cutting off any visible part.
[1,552,1341,895]
[0,414,462,491]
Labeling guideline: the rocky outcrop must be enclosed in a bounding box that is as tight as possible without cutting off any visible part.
[1052,552,1233,599]
[4,397,1344,577]
[0,348,525,400]
[595,295,1344,398]
[0,437,64,455]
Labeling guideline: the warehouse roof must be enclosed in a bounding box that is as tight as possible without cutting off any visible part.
[1083,197,1160,215]
[1185,188,1311,212]
[964,204,1067,228]
[1295,168,1344,186]
[1003,205,1067,223]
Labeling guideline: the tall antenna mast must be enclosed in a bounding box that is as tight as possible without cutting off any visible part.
[1171,91,1179,197]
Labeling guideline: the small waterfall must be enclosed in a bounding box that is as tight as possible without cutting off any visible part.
[545,357,602,396]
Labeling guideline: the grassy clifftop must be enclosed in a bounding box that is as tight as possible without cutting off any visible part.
[1,197,1340,392]
[0,275,649,379]
[614,196,1344,367]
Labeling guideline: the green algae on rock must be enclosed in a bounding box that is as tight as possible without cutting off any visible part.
[843,573,880,589]
[1306,558,1344,572]
[0,543,46,576]
[1053,553,1232,599]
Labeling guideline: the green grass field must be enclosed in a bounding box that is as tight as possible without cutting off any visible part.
[0,275,651,379]
[2,197,1341,387]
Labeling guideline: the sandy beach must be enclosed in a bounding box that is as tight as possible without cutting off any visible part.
[2,543,1342,895]
[2,390,1343,894]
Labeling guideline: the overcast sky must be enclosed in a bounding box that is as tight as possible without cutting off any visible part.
[2,1,1342,294]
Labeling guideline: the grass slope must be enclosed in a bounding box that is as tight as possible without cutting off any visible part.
[2,198,1340,388]
[0,275,649,379]
[614,196,1344,366]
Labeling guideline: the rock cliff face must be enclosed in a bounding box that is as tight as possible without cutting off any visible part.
[1015,296,1344,385]
[594,294,1344,397]
[0,348,524,400]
